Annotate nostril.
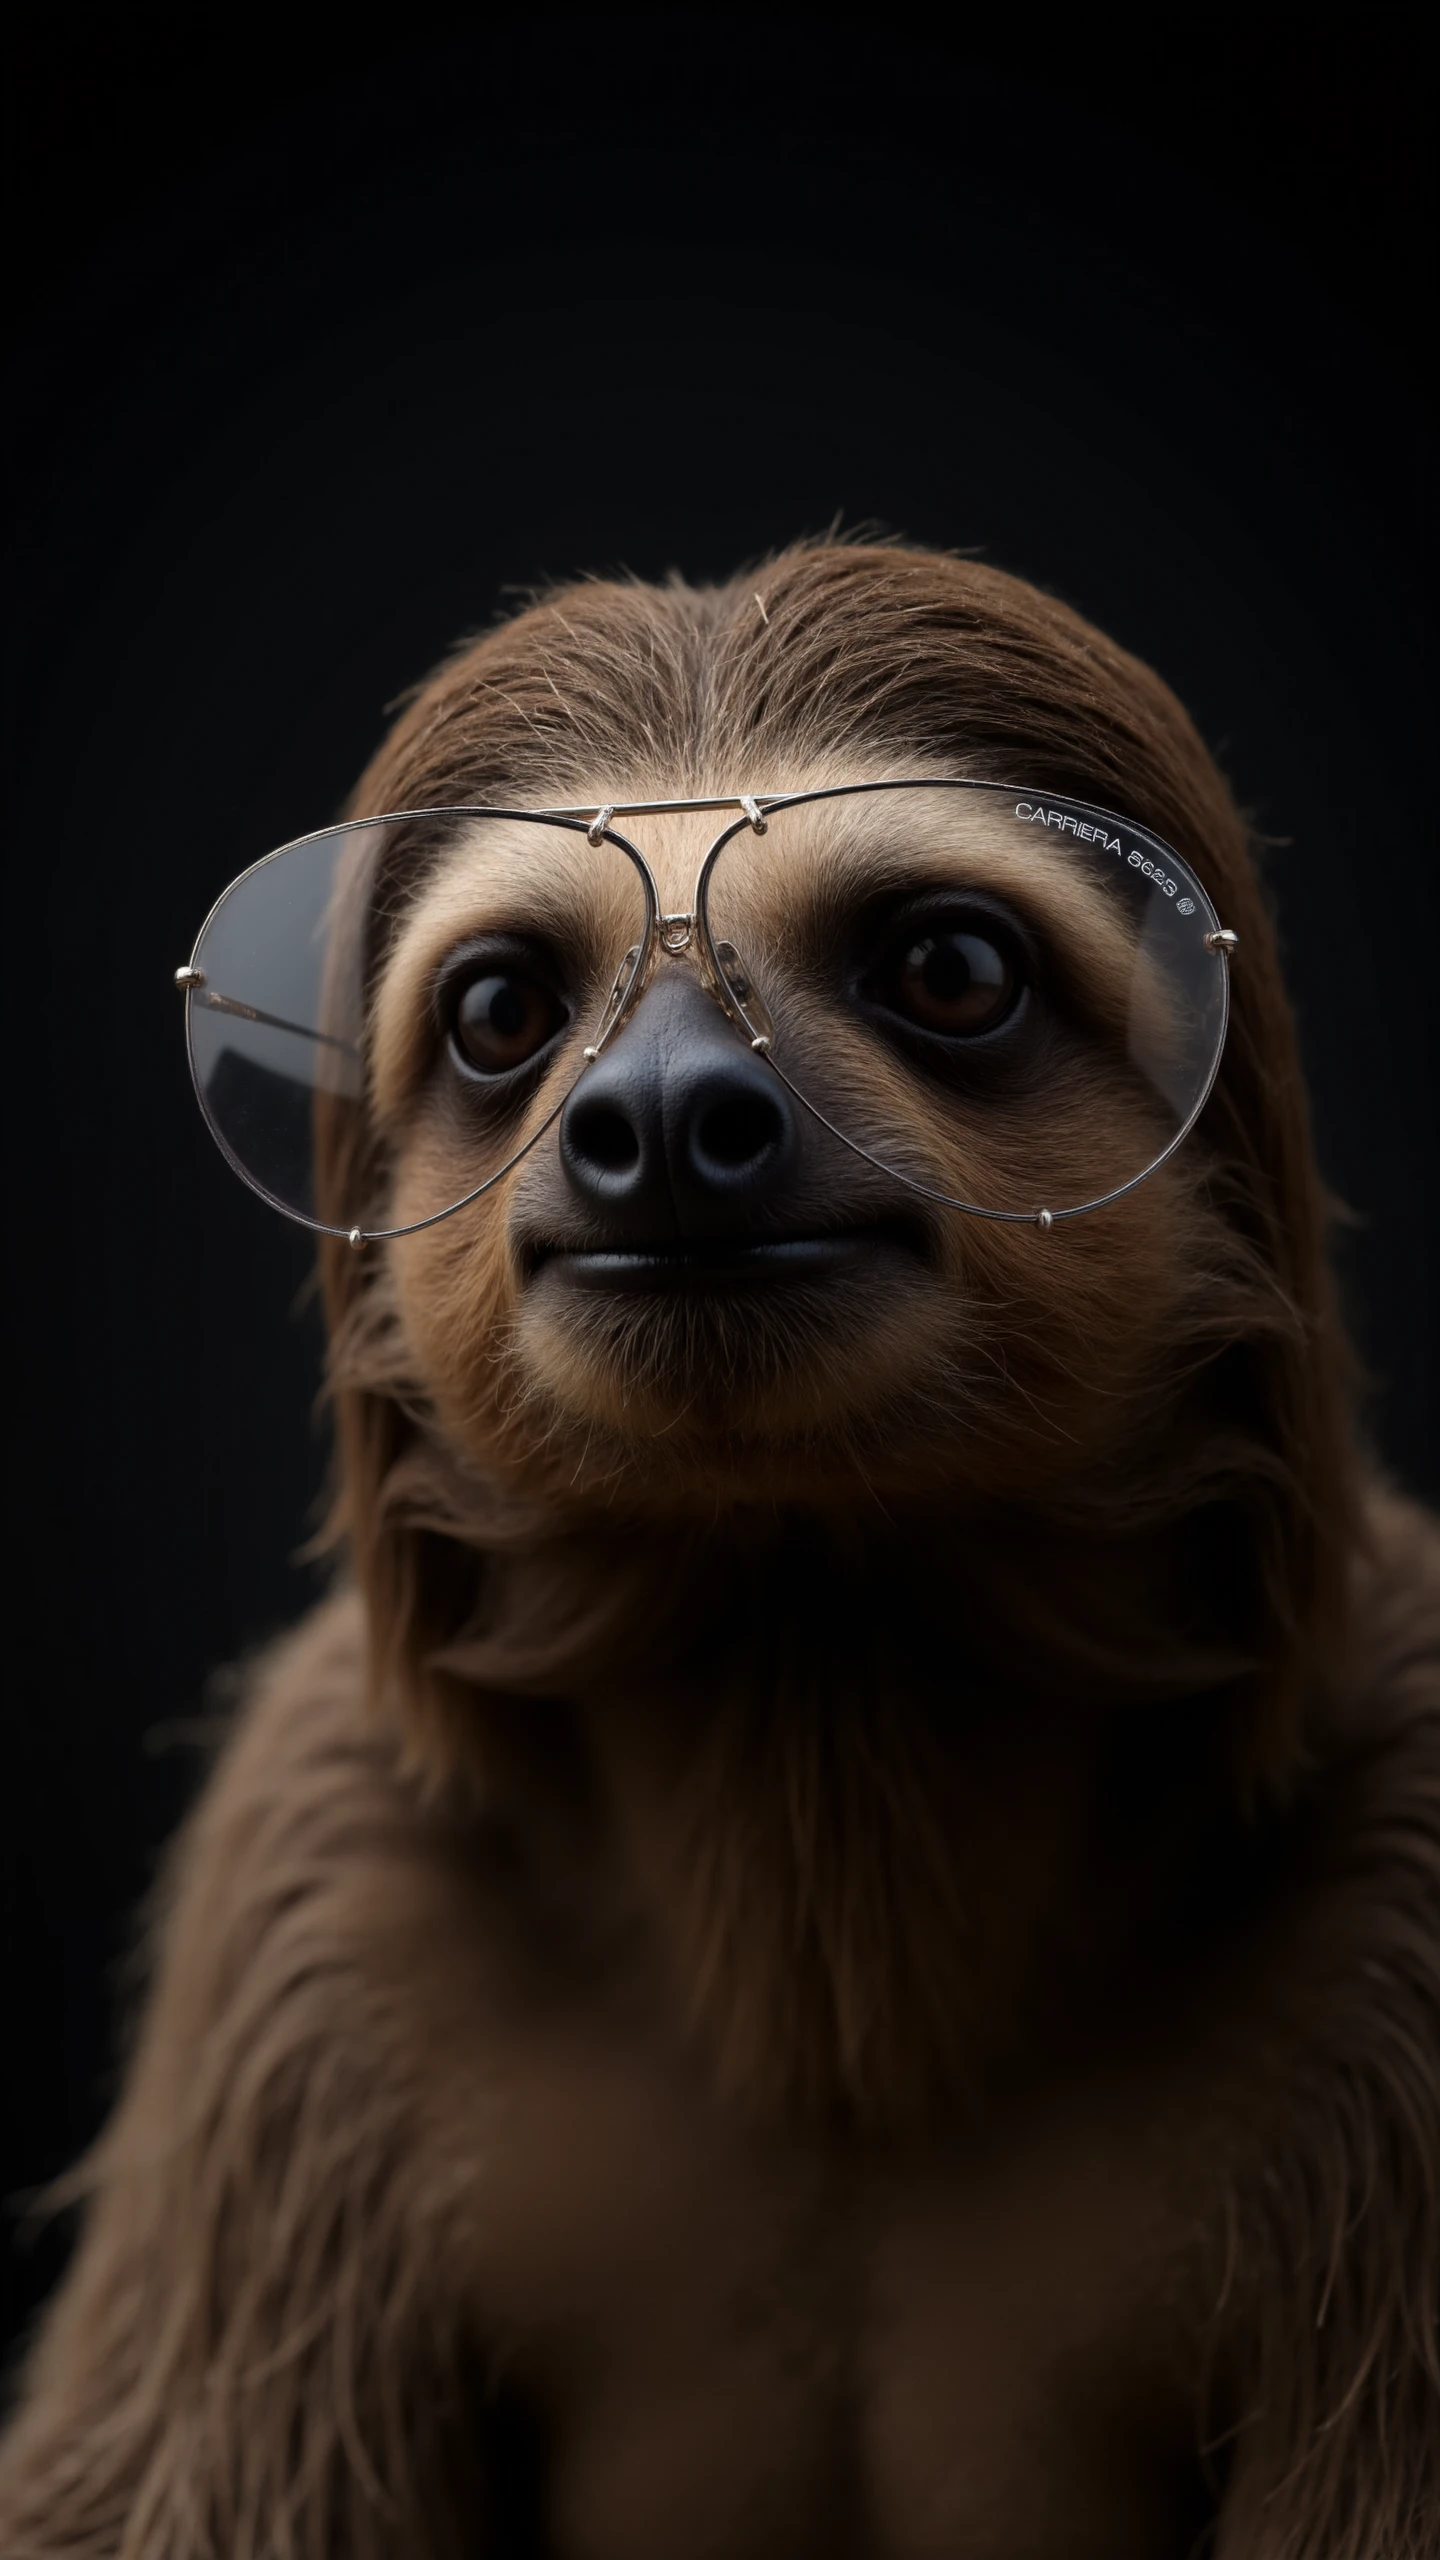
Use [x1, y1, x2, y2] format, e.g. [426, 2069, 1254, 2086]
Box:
[575, 1105, 641, 1173]
[695, 1092, 783, 1171]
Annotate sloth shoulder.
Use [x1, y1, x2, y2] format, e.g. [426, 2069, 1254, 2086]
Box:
[1279, 1487, 1440, 1983]
[1299, 1486, 1440, 1833]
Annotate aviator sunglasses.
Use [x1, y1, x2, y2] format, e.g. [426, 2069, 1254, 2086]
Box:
[175, 781, 1238, 1246]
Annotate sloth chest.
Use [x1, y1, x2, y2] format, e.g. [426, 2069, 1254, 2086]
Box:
[470, 2031, 1207, 2559]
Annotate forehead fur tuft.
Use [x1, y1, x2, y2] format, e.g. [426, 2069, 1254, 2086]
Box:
[352, 543, 1227, 870]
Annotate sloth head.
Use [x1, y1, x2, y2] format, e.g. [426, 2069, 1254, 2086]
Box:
[321, 543, 1358, 1789]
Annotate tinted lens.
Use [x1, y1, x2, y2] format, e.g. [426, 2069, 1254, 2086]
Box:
[185, 812, 649, 1236]
[702, 784, 1228, 1218]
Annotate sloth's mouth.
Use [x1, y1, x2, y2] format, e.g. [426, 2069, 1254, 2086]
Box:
[525, 1220, 927, 1293]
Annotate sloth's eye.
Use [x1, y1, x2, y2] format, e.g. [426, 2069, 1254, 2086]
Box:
[450, 967, 566, 1075]
[883, 928, 1019, 1037]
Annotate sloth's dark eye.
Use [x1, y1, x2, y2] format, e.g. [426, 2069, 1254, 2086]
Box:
[884, 929, 1019, 1037]
[451, 968, 566, 1075]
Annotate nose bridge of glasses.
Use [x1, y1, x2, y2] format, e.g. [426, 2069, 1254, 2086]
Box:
[658, 908, 696, 954]
[667, 814, 777, 1047]
[599, 808, 733, 1007]
[590, 928, 773, 1060]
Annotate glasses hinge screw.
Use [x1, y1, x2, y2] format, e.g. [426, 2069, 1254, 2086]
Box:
[1035, 1207, 1054, 1232]
[586, 805, 615, 847]
[583, 1045, 599, 1061]
[174, 965, 205, 990]
[750, 1033, 770, 1052]
[347, 1228, 365, 1252]
[740, 795, 768, 834]
[1204, 927, 1239, 954]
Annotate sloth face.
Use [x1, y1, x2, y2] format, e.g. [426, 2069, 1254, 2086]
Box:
[370, 786, 1198, 1512]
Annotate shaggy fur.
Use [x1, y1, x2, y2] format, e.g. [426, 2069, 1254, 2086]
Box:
[2, 542, 1437, 2556]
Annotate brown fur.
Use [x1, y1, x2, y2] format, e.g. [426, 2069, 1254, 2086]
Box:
[2, 542, 1437, 2555]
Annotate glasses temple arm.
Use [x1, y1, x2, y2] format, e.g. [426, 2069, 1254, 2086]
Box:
[191, 987, 361, 1060]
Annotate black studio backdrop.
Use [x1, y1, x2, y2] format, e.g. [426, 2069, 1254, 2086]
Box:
[3, 7, 1434, 2351]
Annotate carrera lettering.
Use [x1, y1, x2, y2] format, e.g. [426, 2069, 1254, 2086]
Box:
[1015, 802, 1123, 856]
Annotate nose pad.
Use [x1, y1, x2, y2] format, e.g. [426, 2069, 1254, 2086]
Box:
[559, 966, 796, 1239]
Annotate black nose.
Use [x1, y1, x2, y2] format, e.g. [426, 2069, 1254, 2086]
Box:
[559, 966, 796, 1239]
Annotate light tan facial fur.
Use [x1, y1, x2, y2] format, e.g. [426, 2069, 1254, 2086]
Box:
[371, 788, 1188, 1515]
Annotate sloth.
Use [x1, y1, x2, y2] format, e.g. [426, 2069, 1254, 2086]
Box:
[2, 542, 1438, 2558]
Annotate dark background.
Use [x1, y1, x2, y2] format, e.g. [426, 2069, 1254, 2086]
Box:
[3, 4, 1434, 2359]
